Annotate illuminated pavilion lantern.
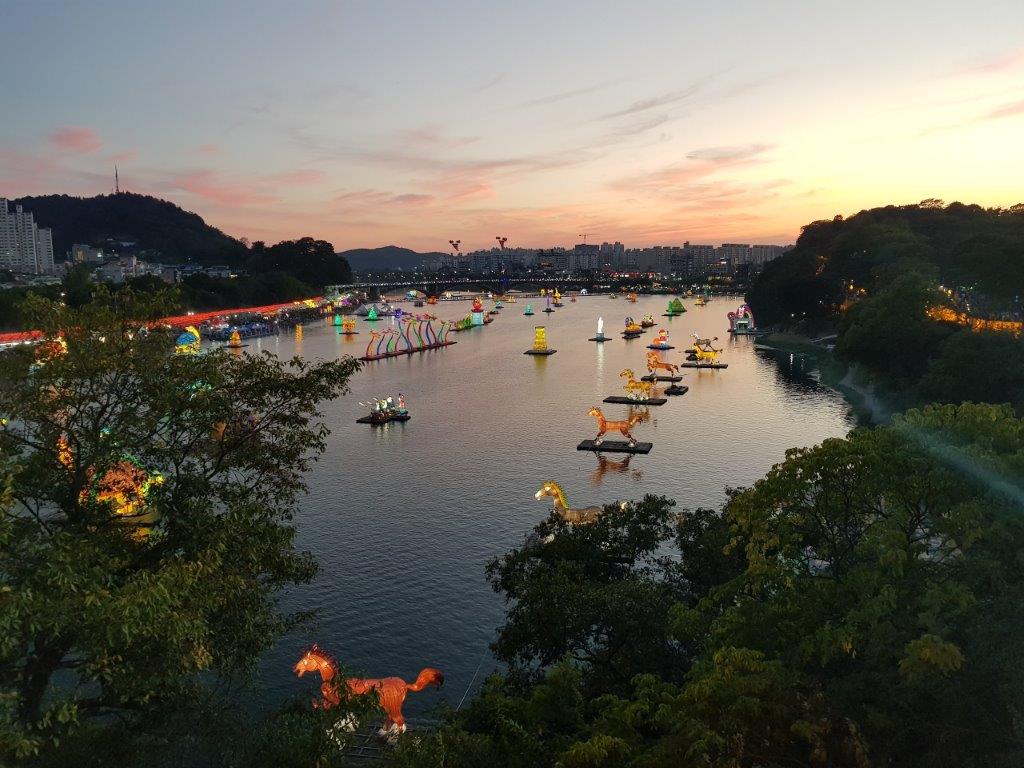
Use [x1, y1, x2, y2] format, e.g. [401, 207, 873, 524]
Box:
[524, 303, 534, 316]
[471, 297, 485, 326]
[589, 316, 609, 342]
[524, 325, 556, 355]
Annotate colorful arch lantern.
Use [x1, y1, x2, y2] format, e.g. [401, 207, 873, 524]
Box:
[524, 303, 534, 316]
[727, 303, 757, 334]
[294, 645, 444, 738]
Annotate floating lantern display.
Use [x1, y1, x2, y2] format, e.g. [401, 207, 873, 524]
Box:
[228, 330, 242, 349]
[640, 314, 655, 328]
[682, 334, 728, 369]
[367, 306, 379, 321]
[175, 326, 201, 355]
[524, 325, 556, 355]
[727, 303, 758, 334]
[535, 480, 616, 525]
[622, 317, 642, 337]
[577, 407, 652, 454]
[663, 298, 685, 317]
[293, 645, 443, 738]
[647, 328, 674, 350]
[524, 303, 534, 316]
[340, 316, 358, 335]
[333, 314, 342, 327]
[589, 316, 609, 342]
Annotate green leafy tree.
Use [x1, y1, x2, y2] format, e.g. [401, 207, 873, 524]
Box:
[837, 271, 953, 386]
[485, 496, 687, 691]
[247, 238, 352, 287]
[0, 289, 359, 762]
[919, 328, 1024, 407]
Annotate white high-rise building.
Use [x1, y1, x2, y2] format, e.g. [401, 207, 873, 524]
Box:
[0, 199, 55, 274]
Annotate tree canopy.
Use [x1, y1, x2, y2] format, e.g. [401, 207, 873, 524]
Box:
[0, 290, 359, 763]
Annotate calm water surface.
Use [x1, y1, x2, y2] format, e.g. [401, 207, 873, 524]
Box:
[231, 295, 853, 717]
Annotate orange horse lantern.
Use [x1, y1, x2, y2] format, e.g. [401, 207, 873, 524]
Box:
[294, 645, 444, 737]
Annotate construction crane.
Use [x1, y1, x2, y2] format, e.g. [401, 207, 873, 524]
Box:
[578, 233, 598, 244]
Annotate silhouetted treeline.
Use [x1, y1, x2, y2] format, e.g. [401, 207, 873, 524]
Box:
[747, 200, 1024, 410]
[748, 199, 1024, 326]
[13, 193, 248, 265]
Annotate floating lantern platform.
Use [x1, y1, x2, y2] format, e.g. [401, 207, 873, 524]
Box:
[356, 412, 411, 425]
[603, 396, 667, 406]
[664, 385, 689, 396]
[576, 440, 652, 455]
[641, 374, 682, 382]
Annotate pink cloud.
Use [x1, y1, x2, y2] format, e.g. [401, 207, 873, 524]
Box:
[109, 150, 138, 163]
[168, 170, 278, 206]
[197, 143, 220, 154]
[331, 189, 435, 210]
[986, 99, 1024, 120]
[268, 169, 327, 186]
[961, 48, 1024, 76]
[50, 126, 103, 153]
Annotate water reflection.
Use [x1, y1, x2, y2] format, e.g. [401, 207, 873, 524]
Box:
[588, 452, 643, 485]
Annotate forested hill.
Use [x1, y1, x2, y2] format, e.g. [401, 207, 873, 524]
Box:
[338, 245, 446, 271]
[12, 193, 248, 265]
[748, 200, 1024, 326]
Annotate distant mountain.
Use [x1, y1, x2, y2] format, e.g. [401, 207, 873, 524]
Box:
[337, 245, 445, 272]
[12, 193, 248, 265]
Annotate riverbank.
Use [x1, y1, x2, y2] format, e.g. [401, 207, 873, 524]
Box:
[754, 332, 891, 424]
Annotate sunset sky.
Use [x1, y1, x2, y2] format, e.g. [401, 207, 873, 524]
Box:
[2, 0, 1023, 251]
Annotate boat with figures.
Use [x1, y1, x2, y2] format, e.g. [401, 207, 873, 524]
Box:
[640, 314, 655, 328]
[205, 321, 277, 341]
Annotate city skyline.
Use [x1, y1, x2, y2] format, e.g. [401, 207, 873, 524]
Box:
[2, 1, 1023, 251]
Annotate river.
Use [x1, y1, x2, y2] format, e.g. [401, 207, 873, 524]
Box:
[227, 294, 854, 718]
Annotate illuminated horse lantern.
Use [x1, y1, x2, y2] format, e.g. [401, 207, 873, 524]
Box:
[646, 350, 680, 376]
[536, 480, 626, 524]
[294, 645, 444, 738]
